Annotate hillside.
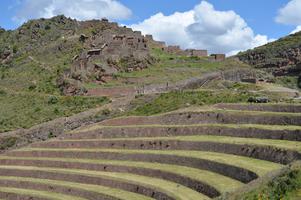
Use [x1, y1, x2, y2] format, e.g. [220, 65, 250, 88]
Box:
[237, 31, 301, 88]
[0, 15, 301, 200]
[0, 15, 261, 133]
[0, 15, 160, 132]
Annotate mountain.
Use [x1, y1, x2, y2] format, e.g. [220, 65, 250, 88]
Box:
[0, 15, 155, 95]
[237, 31, 301, 88]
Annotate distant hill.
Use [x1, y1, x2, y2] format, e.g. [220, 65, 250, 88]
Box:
[0, 15, 154, 95]
[237, 31, 301, 88]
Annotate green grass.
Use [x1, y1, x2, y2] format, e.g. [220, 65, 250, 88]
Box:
[72, 123, 301, 134]
[0, 91, 109, 133]
[61, 135, 301, 153]
[0, 186, 85, 200]
[0, 165, 210, 200]
[236, 162, 301, 200]
[0, 156, 242, 193]
[275, 76, 300, 90]
[91, 48, 250, 88]
[128, 90, 257, 116]
[19, 148, 283, 176]
[0, 176, 152, 200]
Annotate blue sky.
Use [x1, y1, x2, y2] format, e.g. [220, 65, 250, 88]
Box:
[1, 0, 301, 55]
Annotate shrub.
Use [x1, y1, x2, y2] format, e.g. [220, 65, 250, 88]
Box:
[0, 90, 6, 96]
[101, 109, 111, 116]
[47, 96, 59, 104]
[45, 25, 51, 30]
[0, 137, 17, 150]
[48, 132, 56, 138]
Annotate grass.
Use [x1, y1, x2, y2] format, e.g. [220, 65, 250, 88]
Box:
[60, 135, 301, 153]
[0, 165, 210, 200]
[0, 137, 17, 150]
[0, 186, 85, 200]
[128, 90, 256, 116]
[89, 48, 250, 88]
[18, 148, 283, 176]
[71, 123, 301, 134]
[237, 162, 301, 200]
[0, 91, 109, 133]
[275, 76, 300, 90]
[0, 176, 152, 200]
[0, 156, 242, 193]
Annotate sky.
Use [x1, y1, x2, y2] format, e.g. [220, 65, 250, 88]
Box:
[1, 0, 301, 55]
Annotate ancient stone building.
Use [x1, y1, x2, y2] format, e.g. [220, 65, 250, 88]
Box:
[67, 19, 155, 88]
[163, 45, 182, 54]
[211, 54, 226, 61]
[185, 49, 208, 57]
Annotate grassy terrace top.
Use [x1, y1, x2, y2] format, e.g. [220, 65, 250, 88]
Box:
[71, 123, 301, 134]
[0, 186, 86, 200]
[0, 165, 210, 200]
[0, 176, 153, 200]
[18, 148, 283, 176]
[0, 156, 242, 192]
[58, 135, 301, 153]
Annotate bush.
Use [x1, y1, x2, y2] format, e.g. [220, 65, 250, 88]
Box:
[101, 109, 111, 116]
[0, 90, 6, 96]
[47, 96, 59, 104]
[0, 137, 17, 150]
[45, 25, 51, 30]
[48, 132, 56, 138]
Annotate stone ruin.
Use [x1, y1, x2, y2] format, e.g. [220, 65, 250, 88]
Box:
[210, 54, 226, 61]
[60, 19, 156, 95]
[156, 43, 224, 60]
[185, 49, 208, 57]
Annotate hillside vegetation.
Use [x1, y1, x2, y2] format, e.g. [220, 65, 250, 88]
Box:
[237, 31, 301, 89]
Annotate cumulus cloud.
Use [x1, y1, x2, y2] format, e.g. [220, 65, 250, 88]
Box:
[14, 0, 132, 23]
[276, 0, 301, 34]
[291, 25, 301, 34]
[130, 1, 270, 56]
[276, 0, 301, 25]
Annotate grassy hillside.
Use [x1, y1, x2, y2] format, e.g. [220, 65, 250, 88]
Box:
[0, 88, 108, 133]
[0, 16, 109, 132]
[237, 31, 301, 89]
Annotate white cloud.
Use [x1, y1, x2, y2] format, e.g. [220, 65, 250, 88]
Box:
[130, 1, 270, 56]
[276, 0, 301, 25]
[14, 0, 132, 24]
[291, 25, 301, 34]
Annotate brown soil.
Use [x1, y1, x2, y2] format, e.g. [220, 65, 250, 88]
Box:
[87, 87, 136, 98]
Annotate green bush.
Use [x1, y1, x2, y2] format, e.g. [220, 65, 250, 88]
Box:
[0, 137, 17, 150]
[47, 96, 58, 104]
[241, 168, 301, 200]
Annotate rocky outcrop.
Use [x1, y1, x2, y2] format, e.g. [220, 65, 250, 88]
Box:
[237, 31, 301, 81]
